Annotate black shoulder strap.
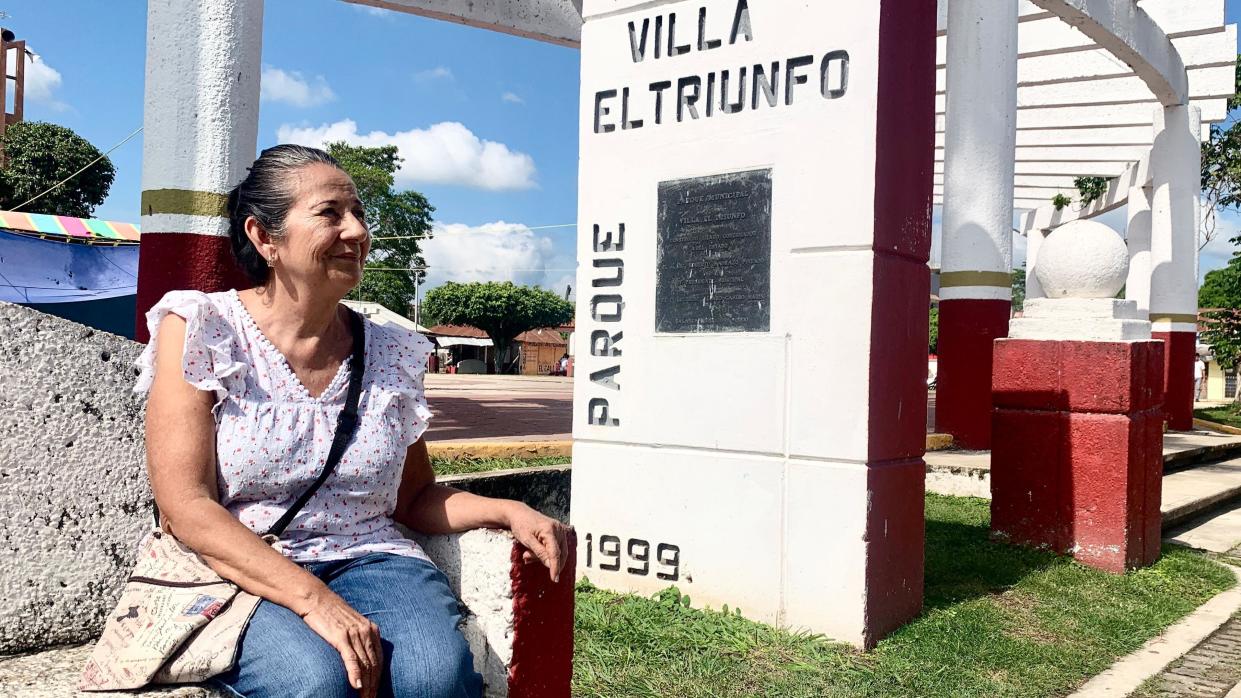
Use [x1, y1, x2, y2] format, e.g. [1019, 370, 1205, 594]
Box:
[265, 309, 366, 538]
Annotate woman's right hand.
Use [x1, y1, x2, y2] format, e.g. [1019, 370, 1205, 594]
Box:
[297, 587, 383, 698]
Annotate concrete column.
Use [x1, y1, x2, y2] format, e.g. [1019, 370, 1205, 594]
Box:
[135, 0, 264, 341]
[1150, 106, 1201, 430]
[1025, 229, 1046, 301]
[1125, 185, 1153, 318]
[571, 0, 937, 648]
[936, 0, 1019, 449]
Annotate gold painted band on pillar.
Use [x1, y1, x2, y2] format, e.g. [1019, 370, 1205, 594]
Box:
[1150, 313, 1199, 324]
[140, 189, 230, 218]
[938, 271, 1012, 289]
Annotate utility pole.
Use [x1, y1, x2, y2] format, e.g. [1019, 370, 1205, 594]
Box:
[0, 22, 27, 141]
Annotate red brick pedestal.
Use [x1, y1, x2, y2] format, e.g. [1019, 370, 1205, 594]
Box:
[991, 339, 1164, 573]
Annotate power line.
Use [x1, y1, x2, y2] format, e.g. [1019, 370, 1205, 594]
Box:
[11, 125, 143, 212]
[365, 266, 577, 273]
[371, 223, 577, 242]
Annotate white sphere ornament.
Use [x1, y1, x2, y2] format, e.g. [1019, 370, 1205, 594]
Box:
[1034, 220, 1129, 299]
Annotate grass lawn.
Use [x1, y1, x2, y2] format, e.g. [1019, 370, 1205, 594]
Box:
[1195, 406, 1241, 429]
[573, 494, 1236, 698]
[430, 455, 570, 477]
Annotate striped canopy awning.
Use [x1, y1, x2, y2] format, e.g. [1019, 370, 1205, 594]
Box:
[0, 209, 140, 245]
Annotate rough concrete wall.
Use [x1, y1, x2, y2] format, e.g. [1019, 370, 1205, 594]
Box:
[442, 466, 571, 523]
[0, 303, 150, 654]
[408, 528, 517, 698]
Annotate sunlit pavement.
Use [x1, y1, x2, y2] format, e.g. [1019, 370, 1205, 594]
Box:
[426, 375, 940, 443]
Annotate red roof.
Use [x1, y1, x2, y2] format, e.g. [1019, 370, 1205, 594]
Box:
[427, 324, 568, 346]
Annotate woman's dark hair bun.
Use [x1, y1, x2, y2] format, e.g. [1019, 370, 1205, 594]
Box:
[227, 144, 343, 285]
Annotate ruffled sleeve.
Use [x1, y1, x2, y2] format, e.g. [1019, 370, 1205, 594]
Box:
[134, 290, 247, 411]
[367, 321, 435, 447]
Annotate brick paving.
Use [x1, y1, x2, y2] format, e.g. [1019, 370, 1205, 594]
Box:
[424, 374, 572, 442]
[1143, 617, 1241, 697]
[426, 376, 939, 442]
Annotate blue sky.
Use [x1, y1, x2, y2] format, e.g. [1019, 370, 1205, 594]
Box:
[10, 0, 582, 295]
[8, 0, 1241, 294]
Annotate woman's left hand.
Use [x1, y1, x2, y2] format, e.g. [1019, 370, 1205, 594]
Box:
[506, 503, 574, 583]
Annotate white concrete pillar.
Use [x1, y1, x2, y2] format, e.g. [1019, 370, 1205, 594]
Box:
[136, 0, 264, 341]
[1025, 229, 1046, 301]
[571, 0, 937, 649]
[935, 0, 1019, 449]
[1150, 105, 1201, 430]
[1125, 185, 1153, 318]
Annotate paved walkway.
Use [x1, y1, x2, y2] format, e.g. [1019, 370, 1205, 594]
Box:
[425, 374, 572, 443]
[428, 377, 939, 443]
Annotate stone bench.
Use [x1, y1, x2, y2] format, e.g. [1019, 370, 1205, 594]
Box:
[0, 303, 574, 697]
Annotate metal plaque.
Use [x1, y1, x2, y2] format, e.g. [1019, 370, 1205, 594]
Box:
[656, 168, 772, 333]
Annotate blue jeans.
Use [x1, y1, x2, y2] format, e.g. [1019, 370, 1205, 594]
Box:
[209, 553, 483, 698]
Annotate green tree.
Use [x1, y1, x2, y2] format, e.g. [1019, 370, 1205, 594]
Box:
[1200, 250, 1241, 374]
[1011, 267, 1026, 313]
[1199, 55, 1241, 250]
[422, 281, 575, 374]
[328, 142, 434, 317]
[929, 306, 938, 354]
[0, 121, 115, 217]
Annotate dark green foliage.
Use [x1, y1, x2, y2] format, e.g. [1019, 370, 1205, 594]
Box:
[329, 142, 434, 317]
[1012, 267, 1026, 313]
[0, 121, 115, 217]
[422, 281, 574, 373]
[1051, 193, 1071, 211]
[1074, 177, 1108, 206]
[929, 306, 939, 354]
[1198, 235, 1241, 371]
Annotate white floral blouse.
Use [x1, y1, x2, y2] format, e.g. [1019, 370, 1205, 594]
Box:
[136, 289, 435, 564]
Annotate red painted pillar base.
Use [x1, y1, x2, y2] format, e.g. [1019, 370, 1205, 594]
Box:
[936, 298, 1011, 449]
[134, 233, 251, 342]
[1153, 330, 1196, 431]
[508, 536, 576, 698]
[991, 340, 1164, 573]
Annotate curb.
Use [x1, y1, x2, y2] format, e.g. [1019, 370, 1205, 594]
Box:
[1068, 564, 1241, 697]
[1195, 418, 1241, 436]
[1164, 440, 1241, 473]
[428, 440, 573, 460]
[1163, 481, 1241, 530]
[430, 437, 952, 459]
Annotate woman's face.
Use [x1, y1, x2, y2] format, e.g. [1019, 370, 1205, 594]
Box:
[266, 163, 370, 295]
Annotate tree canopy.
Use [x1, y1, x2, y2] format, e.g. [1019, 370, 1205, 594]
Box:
[1200, 252, 1241, 372]
[0, 121, 115, 217]
[1200, 54, 1241, 250]
[329, 142, 434, 317]
[422, 281, 575, 374]
[1197, 56, 1241, 373]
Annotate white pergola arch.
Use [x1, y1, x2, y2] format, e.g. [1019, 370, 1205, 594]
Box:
[342, 0, 1234, 222]
[928, 0, 1235, 219]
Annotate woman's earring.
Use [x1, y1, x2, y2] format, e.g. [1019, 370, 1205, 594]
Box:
[267, 254, 277, 267]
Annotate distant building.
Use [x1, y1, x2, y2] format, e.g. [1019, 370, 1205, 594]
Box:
[0, 210, 141, 338]
[426, 324, 571, 376]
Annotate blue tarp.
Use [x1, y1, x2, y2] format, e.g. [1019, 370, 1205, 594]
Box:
[0, 228, 138, 304]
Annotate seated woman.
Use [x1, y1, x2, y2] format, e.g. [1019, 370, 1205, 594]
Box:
[139, 144, 571, 698]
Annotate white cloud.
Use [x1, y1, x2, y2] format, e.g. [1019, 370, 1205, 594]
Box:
[277, 119, 537, 190]
[24, 54, 66, 110]
[420, 221, 567, 291]
[501, 91, 525, 105]
[261, 66, 335, 108]
[414, 66, 454, 83]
